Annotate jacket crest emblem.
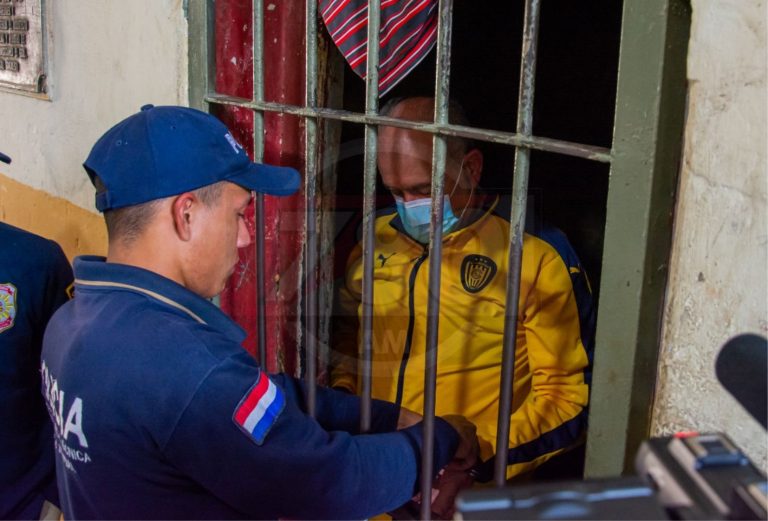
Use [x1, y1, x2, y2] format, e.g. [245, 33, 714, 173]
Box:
[460, 255, 497, 293]
[0, 283, 18, 333]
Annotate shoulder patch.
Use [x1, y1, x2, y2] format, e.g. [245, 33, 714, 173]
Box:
[0, 283, 17, 333]
[233, 373, 285, 445]
[460, 255, 497, 293]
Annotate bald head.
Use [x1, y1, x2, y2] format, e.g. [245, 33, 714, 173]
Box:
[379, 97, 472, 161]
[384, 96, 434, 121]
[377, 97, 483, 208]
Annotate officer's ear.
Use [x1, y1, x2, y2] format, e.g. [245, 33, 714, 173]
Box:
[171, 192, 197, 241]
[463, 148, 483, 188]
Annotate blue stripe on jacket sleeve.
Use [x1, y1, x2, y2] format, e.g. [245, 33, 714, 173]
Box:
[472, 410, 588, 482]
[504, 409, 587, 466]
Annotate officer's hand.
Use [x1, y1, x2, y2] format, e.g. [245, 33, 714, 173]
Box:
[440, 414, 479, 471]
[397, 406, 422, 430]
[428, 415, 478, 519]
[430, 467, 474, 520]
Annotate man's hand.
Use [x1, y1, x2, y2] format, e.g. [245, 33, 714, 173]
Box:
[395, 415, 478, 519]
[440, 414, 479, 471]
[397, 406, 423, 430]
[430, 467, 474, 519]
[430, 415, 479, 519]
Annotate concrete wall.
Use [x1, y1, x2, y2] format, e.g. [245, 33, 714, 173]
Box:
[0, 0, 188, 259]
[654, 0, 767, 471]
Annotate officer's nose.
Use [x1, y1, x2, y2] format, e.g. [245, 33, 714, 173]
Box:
[237, 217, 252, 249]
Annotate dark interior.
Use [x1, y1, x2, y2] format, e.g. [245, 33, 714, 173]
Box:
[330, 0, 623, 305]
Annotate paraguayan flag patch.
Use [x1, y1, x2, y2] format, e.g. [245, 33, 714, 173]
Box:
[233, 373, 285, 445]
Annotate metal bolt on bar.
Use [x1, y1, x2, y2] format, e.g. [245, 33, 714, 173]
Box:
[359, 0, 381, 433]
[494, 0, 542, 488]
[303, 0, 319, 417]
[252, 0, 268, 370]
[420, 0, 454, 518]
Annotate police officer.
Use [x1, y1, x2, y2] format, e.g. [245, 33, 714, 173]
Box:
[40, 105, 478, 520]
[1, 152, 73, 520]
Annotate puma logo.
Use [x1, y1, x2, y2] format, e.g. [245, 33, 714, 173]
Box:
[378, 253, 396, 267]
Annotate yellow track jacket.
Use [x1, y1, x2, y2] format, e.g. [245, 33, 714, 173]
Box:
[332, 196, 596, 480]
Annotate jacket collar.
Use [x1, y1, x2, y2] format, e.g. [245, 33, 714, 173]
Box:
[72, 256, 246, 343]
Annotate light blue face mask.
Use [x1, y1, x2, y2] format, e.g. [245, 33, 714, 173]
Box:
[394, 164, 473, 244]
[394, 195, 459, 244]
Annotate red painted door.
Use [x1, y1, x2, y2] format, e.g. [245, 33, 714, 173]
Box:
[214, 0, 308, 375]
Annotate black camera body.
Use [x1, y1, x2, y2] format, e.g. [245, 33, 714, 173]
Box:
[636, 432, 766, 520]
[455, 432, 767, 520]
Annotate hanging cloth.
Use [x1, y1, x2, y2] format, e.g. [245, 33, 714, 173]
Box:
[319, 0, 438, 95]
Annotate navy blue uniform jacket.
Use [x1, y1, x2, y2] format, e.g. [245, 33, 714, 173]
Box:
[41, 256, 459, 520]
[0, 223, 72, 519]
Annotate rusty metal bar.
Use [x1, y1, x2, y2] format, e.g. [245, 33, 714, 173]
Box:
[494, 0, 541, 487]
[206, 94, 612, 163]
[252, 0, 268, 369]
[303, 0, 320, 417]
[359, 0, 381, 433]
[420, 1, 454, 518]
[187, 0, 214, 112]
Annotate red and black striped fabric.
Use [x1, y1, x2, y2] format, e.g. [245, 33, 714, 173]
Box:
[320, 0, 438, 95]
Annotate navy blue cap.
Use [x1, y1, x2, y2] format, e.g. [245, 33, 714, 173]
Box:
[0, 152, 10, 164]
[84, 104, 301, 212]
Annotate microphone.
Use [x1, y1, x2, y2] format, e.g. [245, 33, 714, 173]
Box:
[715, 333, 767, 430]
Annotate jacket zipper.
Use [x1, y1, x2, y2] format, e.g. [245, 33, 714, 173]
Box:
[394, 248, 429, 407]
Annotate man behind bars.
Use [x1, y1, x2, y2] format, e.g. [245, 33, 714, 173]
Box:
[332, 96, 596, 484]
[40, 104, 478, 520]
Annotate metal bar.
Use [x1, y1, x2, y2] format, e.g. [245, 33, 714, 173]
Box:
[186, 0, 214, 111]
[420, 1, 454, 518]
[359, 0, 381, 433]
[585, 0, 690, 478]
[252, 0, 268, 370]
[494, 0, 541, 487]
[252, 0, 265, 163]
[206, 94, 612, 163]
[188, 0, 217, 308]
[303, 0, 319, 417]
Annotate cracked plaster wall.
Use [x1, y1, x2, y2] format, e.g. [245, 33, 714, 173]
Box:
[0, 0, 188, 211]
[654, 0, 767, 471]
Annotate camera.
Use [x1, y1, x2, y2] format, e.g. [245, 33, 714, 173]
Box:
[455, 432, 766, 520]
[456, 334, 768, 520]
